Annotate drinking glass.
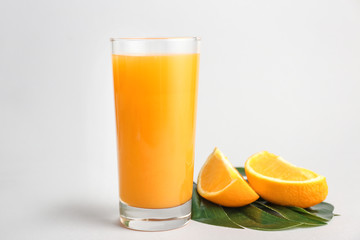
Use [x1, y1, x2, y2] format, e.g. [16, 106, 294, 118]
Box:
[111, 37, 200, 231]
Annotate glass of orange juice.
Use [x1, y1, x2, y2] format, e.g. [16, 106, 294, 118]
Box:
[111, 37, 200, 231]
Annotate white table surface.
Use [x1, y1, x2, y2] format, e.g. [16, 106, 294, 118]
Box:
[1, 152, 360, 240]
[1, 0, 360, 239]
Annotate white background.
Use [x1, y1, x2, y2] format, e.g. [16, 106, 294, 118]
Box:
[1, 0, 360, 239]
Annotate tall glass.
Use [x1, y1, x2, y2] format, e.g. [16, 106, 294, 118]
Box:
[111, 37, 200, 231]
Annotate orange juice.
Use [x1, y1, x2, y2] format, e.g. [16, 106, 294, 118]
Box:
[112, 53, 199, 209]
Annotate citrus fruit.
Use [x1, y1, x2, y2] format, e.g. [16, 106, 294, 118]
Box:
[245, 151, 328, 208]
[197, 148, 259, 207]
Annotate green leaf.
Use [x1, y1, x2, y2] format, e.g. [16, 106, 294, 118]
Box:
[256, 202, 327, 226]
[223, 204, 302, 230]
[290, 202, 335, 221]
[235, 167, 246, 177]
[191, 167, 336, 231]
[191, 183, 243, 228]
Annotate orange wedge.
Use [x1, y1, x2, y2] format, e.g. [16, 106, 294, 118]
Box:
[197, 148, 259, 207]
[245, 151, 328, 208]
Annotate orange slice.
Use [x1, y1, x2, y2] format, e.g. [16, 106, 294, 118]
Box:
[197, 148, 259, 207]
[245, 151, 328, 208]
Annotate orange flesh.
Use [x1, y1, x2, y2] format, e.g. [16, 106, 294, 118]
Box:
[245, 151, 327, 208]
[249, 152, 318, 181]
[112, 54, 199, 209]
[197, 148, 260, 207]
[199, 155, 233, 192]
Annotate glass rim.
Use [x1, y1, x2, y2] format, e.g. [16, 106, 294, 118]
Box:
[110, 36, 201, 42]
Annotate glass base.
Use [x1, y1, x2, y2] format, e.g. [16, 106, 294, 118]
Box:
[119, 199, 191, 231]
